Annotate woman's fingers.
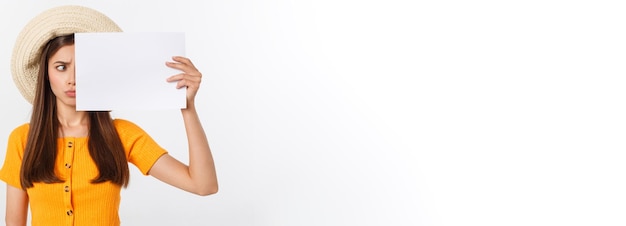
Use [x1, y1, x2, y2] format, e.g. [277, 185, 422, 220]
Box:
[166, 57, 201, 78]
[165, 56, 203, 102]
[166, 56, 198, 72]
[167, 73, 202, 89]
[166, 73, 185, 83]
[173, 56, 195, 67]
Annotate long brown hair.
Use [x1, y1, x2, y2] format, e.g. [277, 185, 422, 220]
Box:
[20, 34, 129, 189]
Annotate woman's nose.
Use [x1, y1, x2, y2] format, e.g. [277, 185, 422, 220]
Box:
[68, 68, 75, 85]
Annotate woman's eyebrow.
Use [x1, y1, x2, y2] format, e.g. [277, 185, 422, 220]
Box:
[52, 60, 71, 64]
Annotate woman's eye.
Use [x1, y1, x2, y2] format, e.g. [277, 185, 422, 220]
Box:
[56, 65, 66, 71]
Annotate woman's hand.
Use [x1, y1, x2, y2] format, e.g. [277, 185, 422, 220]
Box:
[166, 56, 202, 106]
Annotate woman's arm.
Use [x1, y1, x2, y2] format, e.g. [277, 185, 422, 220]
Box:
[148, 56, 218, 196]
[6, 184, 28, 226]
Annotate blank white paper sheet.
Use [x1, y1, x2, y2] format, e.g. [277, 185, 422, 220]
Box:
[75, 32, 186, 111]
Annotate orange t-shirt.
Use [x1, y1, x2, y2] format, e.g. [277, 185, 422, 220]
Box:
[0, 119, 167, 226]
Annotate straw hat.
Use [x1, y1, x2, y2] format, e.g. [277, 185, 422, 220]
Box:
[11, 5, 122, 104]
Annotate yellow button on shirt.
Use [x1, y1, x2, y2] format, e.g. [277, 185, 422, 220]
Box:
[0, 119, 167, 226]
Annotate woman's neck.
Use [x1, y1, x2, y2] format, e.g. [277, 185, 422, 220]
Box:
[56, 102, 89, 137]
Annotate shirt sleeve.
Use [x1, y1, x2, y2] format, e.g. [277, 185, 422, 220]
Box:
[0, 124, 30, 189]
[114, 119, 168, 175]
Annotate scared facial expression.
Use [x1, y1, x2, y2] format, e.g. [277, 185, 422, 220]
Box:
[47, 44, 76, 107]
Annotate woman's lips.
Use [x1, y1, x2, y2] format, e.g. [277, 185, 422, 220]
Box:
[66, 91, 76, 97]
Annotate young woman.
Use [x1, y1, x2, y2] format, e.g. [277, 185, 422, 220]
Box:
[0, 6, 217, 226]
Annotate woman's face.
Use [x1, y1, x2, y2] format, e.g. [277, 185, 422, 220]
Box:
[47, 44, 76, 107]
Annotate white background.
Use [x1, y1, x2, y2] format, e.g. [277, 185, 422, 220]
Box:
[1, 1, 625, 225]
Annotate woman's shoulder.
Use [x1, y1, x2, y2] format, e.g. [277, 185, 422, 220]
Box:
[7, 123, 30, 143]
[112, 118, 147, 135]
[113, 118, 136, 128]
[10, 123, 30, 136]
